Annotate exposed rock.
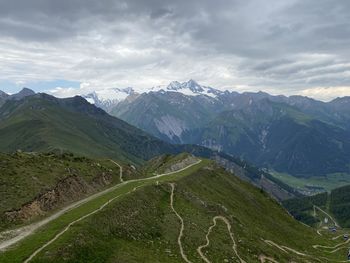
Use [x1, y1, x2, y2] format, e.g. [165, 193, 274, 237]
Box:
[163, 155, 198, 173]
[154, 114, 188, 141]
[5, 173, 113, 223]
[213, 155, 295, 201]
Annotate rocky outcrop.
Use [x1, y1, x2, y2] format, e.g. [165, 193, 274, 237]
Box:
[154, 115, 188, 142]
[163, 155, 198, 173]
[213, 155, 295, 201]
[5, 173, 113, 223]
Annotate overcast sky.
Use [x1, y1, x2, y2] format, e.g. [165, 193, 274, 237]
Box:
[0, 0, 350, 101]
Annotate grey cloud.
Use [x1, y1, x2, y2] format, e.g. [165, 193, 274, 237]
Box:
[0, 0, 350, 99]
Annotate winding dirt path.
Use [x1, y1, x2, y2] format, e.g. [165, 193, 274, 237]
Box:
[22, 160, 201, 262]
[313, 238, 350, 252]
[109, 159, 123, 182]
[264, 240, 308, 257]
[263, 239, 349, 263]
[1, 159, 202, 261]
[314, 206, 339, 227]
[332, 234, 348, 240]
[259, 255, 279, 263]
[0, 160, 124, 252]
[197, 216, 246, 263]
[169, 183, 193, 263]
[24, 183, 144, 263]
[24, 187, 131, 263]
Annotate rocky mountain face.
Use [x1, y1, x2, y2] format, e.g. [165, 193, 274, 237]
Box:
[110, 80, 350, 177]
[0, 90, 9, 107]
[0, 88, 35, 107]
[82, 87, 137, 112]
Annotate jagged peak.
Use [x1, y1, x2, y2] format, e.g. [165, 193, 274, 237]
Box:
[0, 90, 9, 98]
[8, 87, 36, 100]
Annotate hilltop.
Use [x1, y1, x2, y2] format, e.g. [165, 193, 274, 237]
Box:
[0, 156, 346, 262]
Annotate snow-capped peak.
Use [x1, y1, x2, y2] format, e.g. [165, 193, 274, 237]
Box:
[167, 81, 182, 91]
[163, 80, 223, 97]
[82, 87, 137, 112]
[182, 79, 204, 92]
[92, 87, 135, 101]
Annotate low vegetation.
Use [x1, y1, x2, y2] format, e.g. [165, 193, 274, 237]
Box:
[283, 184, 350, 228]
[0, 151, 124, 231]
[1, 159, 346, 262]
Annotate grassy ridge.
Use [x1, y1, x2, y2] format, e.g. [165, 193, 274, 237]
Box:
[6, 162, 346, 262]
[0, 159, 207, 263]
[0, 94, 177, 164]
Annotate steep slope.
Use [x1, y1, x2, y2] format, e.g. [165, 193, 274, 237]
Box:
[7, 88, 35, 101]
[110, 81, 350, 177]
[82, 87, 137, 112]
[183, 100, 350, 176]
[112, 91, 222, 143]
[2, 160, 345, 262]
[284, 184, 350, 228]
[0, 88, 35, 107]
[0, 93, 176, 164]
[0, 152, 127, 231]
[0, 90, 9, 107]
[0, 92, 297, 201]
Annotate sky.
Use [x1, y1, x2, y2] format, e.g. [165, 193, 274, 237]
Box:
[0, 0, 350, 101]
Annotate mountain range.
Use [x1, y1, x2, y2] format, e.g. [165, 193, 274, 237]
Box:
[0, 88, 296, 200]
[0, 85, 348, 263]
[2, 82, 349, 178]
[106, 80, 350, 177]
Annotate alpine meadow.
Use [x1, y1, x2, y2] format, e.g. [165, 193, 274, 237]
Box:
[1, 0, 350, 262]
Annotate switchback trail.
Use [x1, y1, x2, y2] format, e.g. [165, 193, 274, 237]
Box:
[263, 239, 327, 263]
[0, 159, 202, 257]
[22, 160, 201, 262]
[197, 216, 246, 263]
[169, 183, 193, 263]
[313, 238, 350, 253]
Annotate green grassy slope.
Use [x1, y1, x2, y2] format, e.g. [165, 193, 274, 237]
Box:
[2, 161, 347, 262]
[271, 170, 350, 194]
[0, 152, 126, 230]
[0, 158, 207, 263]
[0, 93, 299, 201]
[183, 100, 350, 177]
[0, 94, 177, 164]
[283, 184, 350, 228]
[329, 185, 350, 227]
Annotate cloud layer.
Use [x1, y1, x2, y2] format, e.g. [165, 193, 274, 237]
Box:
[0, 0, 349, 100]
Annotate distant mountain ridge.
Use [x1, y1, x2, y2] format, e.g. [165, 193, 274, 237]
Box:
[0, 90, 297, 200]
[2, 82, 350, 177]
[109, 80, 350, 177]
[0, 88, 35, 107]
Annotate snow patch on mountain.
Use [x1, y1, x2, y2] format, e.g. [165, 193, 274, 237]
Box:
[151, 79, 224, 98]
[81, 80, 228, 112]
[83, 87, 136, 112]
